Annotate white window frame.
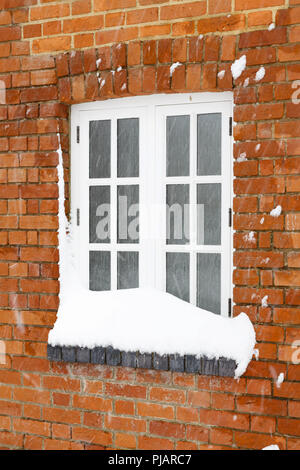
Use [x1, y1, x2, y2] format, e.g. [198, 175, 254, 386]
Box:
[71, 93, 233, 317]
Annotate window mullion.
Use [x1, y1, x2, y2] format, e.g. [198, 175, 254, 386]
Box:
[111, 118, 117, 290]
[154, 107, 166, 292]
[190, 112, 197, 306]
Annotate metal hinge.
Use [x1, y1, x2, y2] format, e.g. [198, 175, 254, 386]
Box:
[76, 208, 80, 226]
[228, 207, 232, 228]
[76, 125, 80, 143]
[228, 298, 232, 316]
[229, 117, 232, 136]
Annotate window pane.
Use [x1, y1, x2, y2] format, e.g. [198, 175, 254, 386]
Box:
[166, 252, 189, 302]
[117, 251, 139, 289]
[167, 115, 190, 177]
[197, 183, 221, 245]
[117, 118, 139, 178]
[197, 253, 221, 315]
[89, 186, 110, 244]
[89, 251, 111, 291]
[117, 185, 139, 244]
[89, 120, 111, 178]
[197, 113, 221, 176]
[166, 184, 189, 245]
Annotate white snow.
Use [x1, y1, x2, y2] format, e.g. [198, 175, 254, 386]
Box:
[218, 70, 225, 80]
[260, 217, 265, 225]
[56, 133, 69, 294]
[270, 205, 282, 217]
[261, 295, 268, 308]
[97, 71, 105, 88]
[49, 284, 256, 377]
[255, 66, 265, 82]
[253, 349, 259, 360]
[244, 231, 255, 242]
[268, 23, 275, 31]
[276, 372, 284, 388]
[169, 62, 181, 77]
[49, 135, 256, 379]
[96, 58, 102, 68]
[237, 152, 247, 162]
[243, 78, 249, 87]
[97, 74, 106, 88]
[255, 144, 261, 152]
[231, 55, 246, 80]
[262, 445, 279, 450]
[116, 66, 122, 72]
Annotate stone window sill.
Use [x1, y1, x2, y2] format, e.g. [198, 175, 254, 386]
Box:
[47, 345, 236, 377]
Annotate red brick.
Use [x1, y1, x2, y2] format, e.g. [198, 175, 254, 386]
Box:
[105, 383, 146, 399]
[138, 435, 174, 450]
[235, 431, 286, 450]
[149, 420, 185, 439]
[72, 427, 112, 446]
[198, 14, 245, 34]
[161, 2, 206, 20]
[239, 28, 287, 48]
[149, 387, 186, 404]
[105, 415, 146, 433]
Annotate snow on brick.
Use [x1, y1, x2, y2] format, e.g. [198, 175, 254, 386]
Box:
[231, 55, 246, 80]
[276, 372, 284, 388]
[270, 205, 282, 217]
[262, 295, 268, 308]
[237, 152, 247, 162]
[255, 66, 266, 82]
[170, 62, 181, 76]
[244, 231, 255, 243]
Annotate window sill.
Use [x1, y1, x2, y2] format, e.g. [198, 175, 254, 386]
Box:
[47, 345, 237, 378]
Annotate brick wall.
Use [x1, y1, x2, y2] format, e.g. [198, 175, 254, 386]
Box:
[0, 0, 299, 450]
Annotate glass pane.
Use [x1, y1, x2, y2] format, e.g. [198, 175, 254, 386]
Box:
[197, 183, 221, 245]
[117, 251, 139, 289]
[89, 120, 111, 178]
[117, 185, 139, 244]
[89, 251, 111, 291]
[166, 115, 190, 177]
[166, 252, 189, 302]
[89, 186, 110, 244]
[166, 184, 189, 245]
[197, 253, 221, 315]
[197, 113, 221, 176]
[117, 118, 139, 178]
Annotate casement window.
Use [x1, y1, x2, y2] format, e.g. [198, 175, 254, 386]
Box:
[71, 93, 233, 317]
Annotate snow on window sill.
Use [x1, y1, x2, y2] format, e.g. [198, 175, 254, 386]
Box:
[48, 287, 256, 379]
